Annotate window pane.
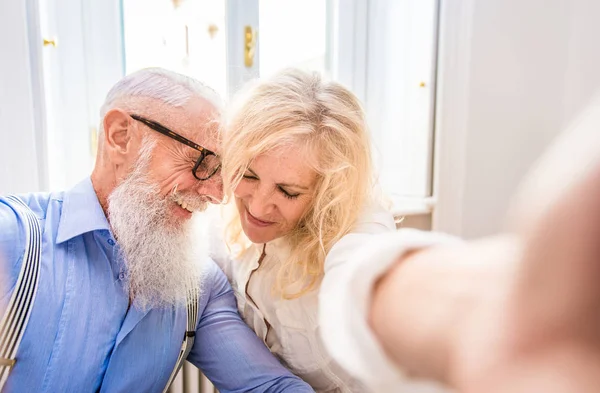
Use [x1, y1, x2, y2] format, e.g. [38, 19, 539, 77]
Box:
[366, 0, 438, 199]
[258, 0, 331, 77]
[122, 0, 227, 99]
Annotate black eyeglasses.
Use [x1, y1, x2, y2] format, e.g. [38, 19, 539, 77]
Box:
[130, 114, 221, 181]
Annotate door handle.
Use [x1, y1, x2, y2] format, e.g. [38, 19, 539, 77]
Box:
[244, 26, 257, 68]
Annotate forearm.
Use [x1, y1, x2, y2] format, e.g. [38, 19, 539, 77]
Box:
[368, 235, 519, 384]
[190, 262, 313, 392]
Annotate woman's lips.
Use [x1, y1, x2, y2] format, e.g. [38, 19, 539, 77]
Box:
[245, 209, 275, 227]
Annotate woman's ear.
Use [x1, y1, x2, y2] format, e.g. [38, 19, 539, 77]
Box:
[102, 109, 136, 165]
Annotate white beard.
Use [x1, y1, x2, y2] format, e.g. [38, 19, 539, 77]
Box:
[107, 151, 208, 310]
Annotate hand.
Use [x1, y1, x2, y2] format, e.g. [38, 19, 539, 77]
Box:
[452, 101, 600, 393]
[368, 100, 600, 392]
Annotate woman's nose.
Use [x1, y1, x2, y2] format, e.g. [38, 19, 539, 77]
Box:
[247, 188, 275, 218]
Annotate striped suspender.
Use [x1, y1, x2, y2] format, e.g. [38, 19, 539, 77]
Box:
[0, 196, 197, 392]
[0, 196, 42, 390]
[162, 288, 199, 393]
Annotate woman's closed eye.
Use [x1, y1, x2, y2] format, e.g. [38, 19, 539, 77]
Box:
[278, 186, 300, 199]
[242, 172, 258, 180]
[242, 169, 301, 199]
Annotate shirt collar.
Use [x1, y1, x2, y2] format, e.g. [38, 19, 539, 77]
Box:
[56, 177, 111, 244]
[263, 236, 292, 261]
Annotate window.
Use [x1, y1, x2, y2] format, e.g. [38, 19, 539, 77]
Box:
[258, 0, 332, 78]
[39, 0, 439, 217]
[122, 0, 334, 97]
[123, 0, 228, 99]
[365, 0, 439, 214]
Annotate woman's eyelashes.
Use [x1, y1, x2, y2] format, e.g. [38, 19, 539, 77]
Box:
[243, 172, 300, 200]
[278, 186, 300, 199]
[242, 173, 258, 180]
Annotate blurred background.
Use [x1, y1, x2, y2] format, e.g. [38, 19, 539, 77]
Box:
[1, 1, 600, 392]
[2, 0, 600, 246]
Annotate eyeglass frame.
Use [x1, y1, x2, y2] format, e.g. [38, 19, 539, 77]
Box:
[130, 114, 221, 181]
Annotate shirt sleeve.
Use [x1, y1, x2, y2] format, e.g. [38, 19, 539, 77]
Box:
[0, 198, 26, 302]
[187, 261, 314, 393]
[319, 229, 461, 392]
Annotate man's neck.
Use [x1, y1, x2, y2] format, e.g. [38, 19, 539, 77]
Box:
[90, 169, 115, 217]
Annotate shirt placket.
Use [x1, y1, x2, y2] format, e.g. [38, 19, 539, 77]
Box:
[242, 244, 271, 343]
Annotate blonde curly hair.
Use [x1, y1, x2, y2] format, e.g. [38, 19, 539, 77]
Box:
[222, 68, 375, 299]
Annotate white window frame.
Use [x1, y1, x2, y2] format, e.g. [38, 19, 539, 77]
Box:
[336, 0, 440, 216]
[332, 0, 369, 103]
[226, 0, 260, 97]
[33, 0, 441, 216]
[431, 0, 476, 234]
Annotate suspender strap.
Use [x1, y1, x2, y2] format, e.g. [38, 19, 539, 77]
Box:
[0, 196, 198, 392]
[162, 288, 199, 393]
[0, 196, 42, 390]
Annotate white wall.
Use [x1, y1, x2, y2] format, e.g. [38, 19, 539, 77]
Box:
[0, 1, 44, 194]
[562, 1, 600, 125]
[434, 0, 600, 238]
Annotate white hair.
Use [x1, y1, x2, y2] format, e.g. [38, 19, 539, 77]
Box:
[100, 67, 222, 119]
[108, 136, 208, 310]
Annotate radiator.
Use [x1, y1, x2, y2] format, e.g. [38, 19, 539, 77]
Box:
[167, 361, 218, 393]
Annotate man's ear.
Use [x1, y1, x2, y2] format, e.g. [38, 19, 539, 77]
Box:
[103, 108, 136, 165]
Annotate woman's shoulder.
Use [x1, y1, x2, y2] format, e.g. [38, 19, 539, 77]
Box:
[322, 202, 395, 272]
[352, 201, 396, 234]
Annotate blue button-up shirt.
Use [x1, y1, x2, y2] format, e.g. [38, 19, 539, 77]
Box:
[0, 178, 312, 392]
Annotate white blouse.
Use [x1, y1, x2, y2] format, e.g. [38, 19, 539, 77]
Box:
[319, 228, 459, 393]
[209, 204, 394, 392]
[209, 204, 456, 393]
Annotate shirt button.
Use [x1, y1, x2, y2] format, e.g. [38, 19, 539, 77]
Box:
[107, 239, 115, 246]
[118, 272, 126, 280]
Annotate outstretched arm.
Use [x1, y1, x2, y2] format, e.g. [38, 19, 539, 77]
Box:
[321, 98, 600, 393]
[369, 100, 600, 392]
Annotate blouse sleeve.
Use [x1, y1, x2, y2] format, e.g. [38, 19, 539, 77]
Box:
[320, 221, 460, 392]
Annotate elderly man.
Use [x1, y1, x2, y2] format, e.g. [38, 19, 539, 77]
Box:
[0, 68, 312, 392]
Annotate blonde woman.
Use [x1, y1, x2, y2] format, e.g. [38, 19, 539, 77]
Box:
[208, 69, 443, 392]
[207, 68, 600, 393]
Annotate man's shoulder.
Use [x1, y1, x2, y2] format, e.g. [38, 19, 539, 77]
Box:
[0, 198, 25, 272]
[0, 192, 64, 291]
[1, 191, 64, 221]
[0, 191, 64, 257]
[0, 192, 56, 258]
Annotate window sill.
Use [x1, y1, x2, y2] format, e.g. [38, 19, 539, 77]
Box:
[389, 195, 435, 217]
